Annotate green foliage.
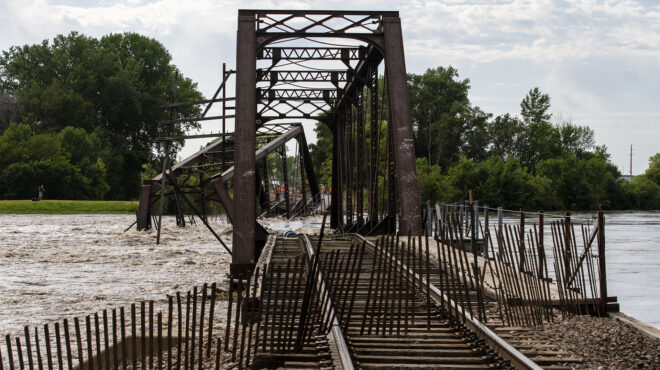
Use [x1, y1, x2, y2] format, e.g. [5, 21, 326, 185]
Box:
[487, 113, 522, 161]
[0, 200, 138, 214]
[536, 154, 617, 210]
[416, 158, 451, 202]
[0, 123, 110, 199]
[0, 31, 203, 199]
[319, 159, 333, 187]
[644, 153, 660, 185]
[417, 156, 556, 210]
[520, 87, 551, 125]
[309, 118, 333, 171]
[406, 71, 656, 210]
[408, 66, 472, 169]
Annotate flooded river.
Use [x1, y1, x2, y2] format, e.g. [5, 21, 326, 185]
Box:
[0, 212, 657, 335]
[601, 211, 660, 329]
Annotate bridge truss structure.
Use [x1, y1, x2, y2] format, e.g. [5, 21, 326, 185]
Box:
[138, 10, 423, 277]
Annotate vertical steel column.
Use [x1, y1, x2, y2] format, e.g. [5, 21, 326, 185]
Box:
[297, 134, 320, 199]
[331, 114, 341, 228]
[369, 63, 379, 225]
[232, 10, 257, 276]
[386, 111, 396, 232]
[299, 141, 307, 209]
[199, 172, 207, 222]
[356, 88, 364, 226]
[222, 63, 227, 171]
[282, 147, 290, 218]
[383, 15, 422, 235]
[263, 158, 270, 206]
[345, 106, 353, 226]
[156, 72, 177, 244]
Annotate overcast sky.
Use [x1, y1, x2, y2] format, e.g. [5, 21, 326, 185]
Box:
[1, 0, 658, 174]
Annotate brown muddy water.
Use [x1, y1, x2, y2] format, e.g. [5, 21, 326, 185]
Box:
[0, 214, 235, 336]
[0, 214, 324, 336]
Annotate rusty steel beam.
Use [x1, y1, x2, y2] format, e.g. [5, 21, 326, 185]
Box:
[152, 138, 231, 182]
[259, 88, 338, 101]
[252, 10, 389, 35]
[137, 184, 153, 231]
[258, 47, 363, 61]
[334, 46, 382, 110]
[382, 15, 422, 235]
[257, 70, 349, 83]
[212, 126, 304, 182]
[232, 12, 258, 277]
[297, 134, 320, 199]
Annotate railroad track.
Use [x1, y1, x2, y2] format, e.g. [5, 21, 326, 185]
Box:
[317, 237, 506, 369]
[223, 232, 583, 369]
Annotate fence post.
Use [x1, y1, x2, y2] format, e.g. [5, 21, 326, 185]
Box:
[474, 200, 479, 240]
[519, 209, 525, 272]
[597, 211, 607, 315]
[470, 200, 484, 322]
[426, 201, 432, 236]
[463, 200, 469, 234]
[538, 211, 545, 278]
[484, 205, 489, 259]
[564, 212, 572, 288]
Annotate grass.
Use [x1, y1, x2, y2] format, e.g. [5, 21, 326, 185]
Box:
[0, 200, 139, 214]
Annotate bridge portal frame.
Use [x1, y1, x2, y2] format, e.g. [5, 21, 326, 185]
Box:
[232, 10, 423, 276]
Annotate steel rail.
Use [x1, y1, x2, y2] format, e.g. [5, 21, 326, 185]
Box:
[300, 234, 354, 370]
[350, 234, 543, 370]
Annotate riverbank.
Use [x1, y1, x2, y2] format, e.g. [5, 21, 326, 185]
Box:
[0, 200, 139, 214]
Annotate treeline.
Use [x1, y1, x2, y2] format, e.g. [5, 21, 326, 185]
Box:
[0, 124, 110, 199]
[0, 32, 202, 200]
[311, 67, 660, 211]
[409, 67, 660, 210]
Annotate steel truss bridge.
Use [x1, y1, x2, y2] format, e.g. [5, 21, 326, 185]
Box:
[137, 9, 423, 276]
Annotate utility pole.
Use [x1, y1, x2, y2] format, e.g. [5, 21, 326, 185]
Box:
[630, 145, 633, 177]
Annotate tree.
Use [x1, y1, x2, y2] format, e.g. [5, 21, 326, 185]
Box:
[487, 113, 522, 161]
[0, 92, 18, 133]
[460, 106, 491, 162]
[516, 88, 560, 169]
[536, 153, 619, 210]
[408, 66, 471, 169]
[309, 119, 333, 171]
[520, 87, 551, 125]
[0, 123, 110, 199]
[0, 32, 203, 199]
[644, 153, 660, 185]
[557, 121, 595, 157]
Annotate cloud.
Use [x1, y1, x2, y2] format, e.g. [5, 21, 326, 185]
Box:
[1, 0, 659, 172]
[401, 0, 660, 64]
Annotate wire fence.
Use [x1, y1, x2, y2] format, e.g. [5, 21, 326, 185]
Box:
[422, 201, 611, 325]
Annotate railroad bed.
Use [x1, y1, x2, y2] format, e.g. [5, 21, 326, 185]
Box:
[227, 234, 584, 369]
